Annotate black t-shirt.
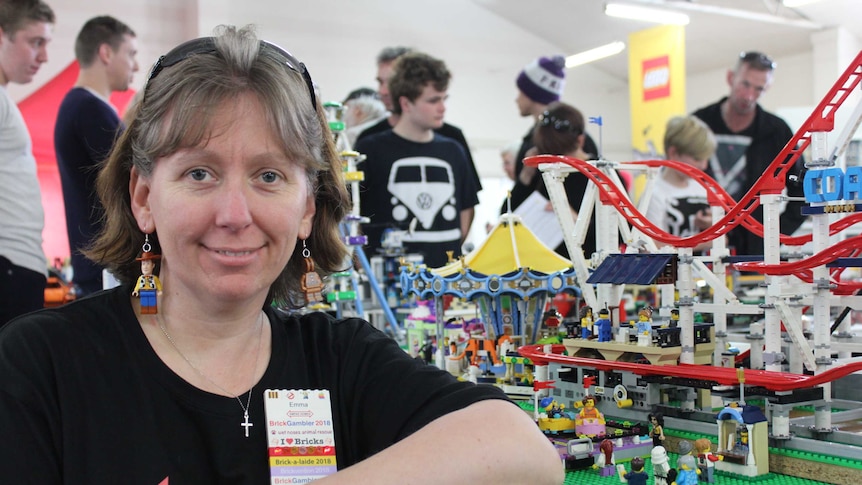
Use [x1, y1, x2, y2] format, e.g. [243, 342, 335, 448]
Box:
[693, 98, 806, 255]
[354, 131, 480, 267]
[357, 118, 482, 192]
[0, 285, 507, 483]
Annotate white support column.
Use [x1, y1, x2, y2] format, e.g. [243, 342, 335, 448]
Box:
[677, 248, 695, 364]
[709, 205, 730, 365]
[748, 322, 765, 370]
[542, 165, 598, 310]
[809, 128, 836, 433]
[761, 193, 784, 373]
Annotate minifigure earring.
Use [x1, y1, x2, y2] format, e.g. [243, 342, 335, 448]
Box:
[132, 234, 163, 314]
[300, 239, 324, 305]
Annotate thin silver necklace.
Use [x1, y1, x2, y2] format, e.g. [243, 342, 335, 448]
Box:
[157, 313, 265, 438]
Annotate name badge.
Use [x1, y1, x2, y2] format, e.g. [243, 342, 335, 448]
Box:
[264, 389, 337, 484]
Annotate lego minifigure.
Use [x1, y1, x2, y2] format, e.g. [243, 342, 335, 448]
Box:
[694, 438, 723, 482]
[672, 455, 700, 485]
[580, 306, 594, 339]
[575, 394, 605, 430]
[595, 438, 615, 468]
[635, 306, 653, 335]
[648, 412, 665, 447]
[732, 428, 750, 454]
[669, 308, 680, 328]
[651, 445, 673, 485]
[132, 251, 162, 314]
[595, 307, 612, 342]
[621, 456, 648, 485]
[677, 439, 694, 457]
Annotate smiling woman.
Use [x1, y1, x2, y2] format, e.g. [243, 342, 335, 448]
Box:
[0, 24, 564, 485]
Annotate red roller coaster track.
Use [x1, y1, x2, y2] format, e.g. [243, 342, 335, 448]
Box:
[517, 53, 862, 391]
[518, 344, 862, 392]
[525, 50, 862, 250]
[524, 51, 862, 291]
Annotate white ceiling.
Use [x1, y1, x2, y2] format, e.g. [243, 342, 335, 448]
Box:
[474, 0, 860, 81]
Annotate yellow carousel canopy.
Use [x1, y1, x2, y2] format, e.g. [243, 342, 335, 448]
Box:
[433, 214, 572, 276]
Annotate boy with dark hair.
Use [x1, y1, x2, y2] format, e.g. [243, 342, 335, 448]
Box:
[0, 0, 55, 325]
[356, 45, 481, 192]
[355, 52, 479, 267]
[55, 15, 139, 296]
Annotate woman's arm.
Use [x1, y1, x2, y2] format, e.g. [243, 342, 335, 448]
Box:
[317, 399, 564, 485]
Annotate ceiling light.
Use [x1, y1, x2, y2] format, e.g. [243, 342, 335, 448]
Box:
[782, 0, 824, 6]
[565, 41, 626, 68]
[604, 2, 691, 25]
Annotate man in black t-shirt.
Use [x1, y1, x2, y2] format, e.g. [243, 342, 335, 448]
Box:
[356, 46, 481, 192]
[692, 51, 806, 256]
[354, 52, 479, 267]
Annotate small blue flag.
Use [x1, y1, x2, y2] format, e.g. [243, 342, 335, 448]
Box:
[589, 116, 603, 126]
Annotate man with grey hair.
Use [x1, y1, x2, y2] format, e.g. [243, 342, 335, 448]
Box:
[693, 51, 806, 256]
[0, 0, 55, 326]
[342, 87, 386, 148]
[356, 45, 481, 192]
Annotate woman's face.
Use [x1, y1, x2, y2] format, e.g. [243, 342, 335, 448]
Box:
[131, 93, 315, 308]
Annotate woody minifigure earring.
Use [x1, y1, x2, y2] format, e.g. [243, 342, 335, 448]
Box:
[300, 239, 324, 305]
[132, 234, 163, 314]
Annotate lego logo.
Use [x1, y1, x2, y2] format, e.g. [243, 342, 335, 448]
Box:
[641, 55, 671, 101]
[643, 67, 669, 90]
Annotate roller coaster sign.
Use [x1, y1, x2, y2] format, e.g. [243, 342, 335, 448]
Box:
[803, 167, 862, 203]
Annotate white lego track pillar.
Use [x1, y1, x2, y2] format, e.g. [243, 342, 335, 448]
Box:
[677, 247, 695, 364]
[595, 179, 623, 314]
[810, 130, 835, 432]
[761, 193, 783, 373]
[534, 364, 550, 399]
[770, 408, 791, 439]
[748, 322, 765, 370]
[541, 164, 598, 310]
[814, 386, 833, 432]
[709, 205, 730, 366]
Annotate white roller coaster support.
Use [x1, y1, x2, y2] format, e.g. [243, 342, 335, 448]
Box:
[810, 129, 836, 432]
[706, 205, 730, 365]
[599, 165, 629, 318]
[541, 163, 597, 309]
[775, 302, 817, 371]
[761, 193, 783, 372]
[677, 247, 695, 364]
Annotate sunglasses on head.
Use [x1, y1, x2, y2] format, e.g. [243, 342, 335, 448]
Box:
[146, 37, 317, 108]
[739, 51, 776, 70]
[539, 111, 575, 132]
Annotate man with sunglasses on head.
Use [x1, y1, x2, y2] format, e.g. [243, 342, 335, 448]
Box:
[693, 51, 807, 256]
[0, 0, 54, 326]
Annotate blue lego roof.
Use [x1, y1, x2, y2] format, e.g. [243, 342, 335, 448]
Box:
[716, 404, 767, 424]
[586, 254, 675, 285]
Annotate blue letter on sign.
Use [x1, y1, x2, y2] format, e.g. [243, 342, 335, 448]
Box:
[844, 166, 862, 201]
[804, 167, 862, 203]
